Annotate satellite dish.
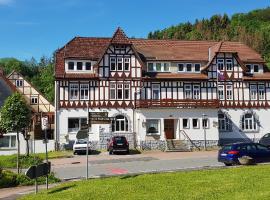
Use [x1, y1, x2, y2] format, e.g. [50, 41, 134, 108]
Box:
[76, 129, 89, 140]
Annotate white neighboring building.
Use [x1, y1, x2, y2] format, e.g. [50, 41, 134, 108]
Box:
[0, 70, 55, 155]
[54, 28, 270, 150]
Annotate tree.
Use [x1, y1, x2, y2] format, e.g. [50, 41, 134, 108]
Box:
[0, 93, 31, 173]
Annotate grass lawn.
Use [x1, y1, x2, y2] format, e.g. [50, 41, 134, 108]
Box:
[20, 165, 270, 200]
[0, 151, 73, 168]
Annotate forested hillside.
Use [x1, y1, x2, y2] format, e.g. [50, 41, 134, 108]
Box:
[148, 7, 270, 65]
[0, 57, 54, 103]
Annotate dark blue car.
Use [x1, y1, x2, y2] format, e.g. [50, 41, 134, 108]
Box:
[218, 142, 270, 166]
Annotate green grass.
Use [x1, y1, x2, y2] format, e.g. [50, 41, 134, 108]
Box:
[0, 151, 73, 169]
[20, 165, 270, 200]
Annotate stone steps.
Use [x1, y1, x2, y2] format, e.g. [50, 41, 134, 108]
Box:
[166, 139, 190, 152]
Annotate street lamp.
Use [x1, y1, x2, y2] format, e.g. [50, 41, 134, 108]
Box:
[202, 114, 207, 150]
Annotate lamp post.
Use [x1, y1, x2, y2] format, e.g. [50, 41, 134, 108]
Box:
[202, 114, 207, 151]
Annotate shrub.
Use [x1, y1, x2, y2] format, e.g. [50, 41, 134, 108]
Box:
[0, 170, 18, 188]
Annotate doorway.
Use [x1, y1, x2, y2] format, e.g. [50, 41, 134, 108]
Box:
[164, 119, 175, 139]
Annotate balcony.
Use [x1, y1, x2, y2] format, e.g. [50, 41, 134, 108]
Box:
[135, 99, 219, 108]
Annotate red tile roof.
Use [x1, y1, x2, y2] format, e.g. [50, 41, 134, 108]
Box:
[110, 27, 131, 45]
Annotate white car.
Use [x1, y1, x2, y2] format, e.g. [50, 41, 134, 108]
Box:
[73, 139, 91, 155]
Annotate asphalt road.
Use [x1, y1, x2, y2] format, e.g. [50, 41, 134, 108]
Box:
[53, 154, 223, 180]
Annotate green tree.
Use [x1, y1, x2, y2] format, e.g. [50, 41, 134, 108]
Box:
[0, 93, 31, 173]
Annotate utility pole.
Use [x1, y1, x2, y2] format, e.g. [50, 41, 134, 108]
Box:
[202, 114, 207, 151]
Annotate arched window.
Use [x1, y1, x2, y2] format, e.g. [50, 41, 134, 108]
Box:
[241, 113, 258, 131]
[112, 115, 128, 132]
[218, 113, 232, 132]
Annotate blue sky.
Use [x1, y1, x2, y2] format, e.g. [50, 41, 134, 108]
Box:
[0, 0, 269, 61]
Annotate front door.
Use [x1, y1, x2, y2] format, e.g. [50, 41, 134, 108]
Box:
[164, 119, 175, 139]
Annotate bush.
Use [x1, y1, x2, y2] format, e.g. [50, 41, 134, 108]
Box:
[0, 170, 18, 188]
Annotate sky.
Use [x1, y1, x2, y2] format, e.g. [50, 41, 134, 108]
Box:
[0, 0, 269, 61]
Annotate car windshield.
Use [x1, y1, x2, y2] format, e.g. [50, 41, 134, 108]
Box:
[114, 137, 126, 143]
[76, 140, 87, 144]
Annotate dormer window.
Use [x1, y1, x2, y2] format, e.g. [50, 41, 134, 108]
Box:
[253, 64, 259, 73]
[178, 63, 184, 72]
[115, 45, 125, 50]
[186, 64, 192, 72]
[147, 62, 170, 72]
[68, 62, 74, 70]
[77, 62, 83, 70]
[86, 62, 91, 70]
[246, 64, 251, 73]
[194, 64, 201, 72]
[245, 64, 263, 74]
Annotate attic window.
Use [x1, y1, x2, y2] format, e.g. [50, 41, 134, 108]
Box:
[77, 62, 83, 70]
[15, 80, 23, 87]
[30, 96, 38, 105]
[115, 45, 125, 50]
[194, 64, 201, 72]
[86, 62, 91, 70]
[68, 62, 74, 70]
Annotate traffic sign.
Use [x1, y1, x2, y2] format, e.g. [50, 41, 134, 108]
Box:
[41, 116, 49, 131]
[25, 162, 51, 179]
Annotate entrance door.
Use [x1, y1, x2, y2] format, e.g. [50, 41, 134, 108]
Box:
[164, 119, 175, 139]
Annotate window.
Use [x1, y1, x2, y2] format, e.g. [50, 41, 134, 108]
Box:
[258, 85, 265, 100]
[115, 45, 125, 50]
[68, 118, 87, 133]
[183, 118, 189, 129]
[218, 113, 232, 131]
[117, 58, 123, 71]
[148, 63, 154, 71]
[147, 62, 170, 72]
[217, 59, 224, 70]
[80, 84, 89, 100]
[156, 63, 162, 71]
[246, 64, 251, 73]
[117, 84, 123, 99]
[202, 118, 209, 129]
[15, 80, 23, 87]
[192, 118, 199, 129]
[0, 135, 16, 148]
[85, 62, 91, 71]
[193, 85, 200, 99]
[70, 84, 79, 100]
[194, 64, 201, 72]
[146, 119, 160, 135]
[226, 59, 233, 71]
[178, 63, 184, 72]
[112, 115, 128, 132]
[218, 85, 224, 100]
[110, 57, 116, 71]
[226, 85, 233, 100]
[124, 83, 130, 99]
[253, 64, 259, 73]
[186, 64, 192, 72]
[110, 83, 116, 99]
[77, 62, 83, 70]
[152, 84, 160, 99]
[250, 85, 257, 100]
[241, 113, 258, 131]
[124, 58, 130, 71]
[30, 96, 38, 105]
[256, 144, 269, 151]
[68, 62, 74, 70]
[184, 85, 192, 99]
[163, 63, 170, 72]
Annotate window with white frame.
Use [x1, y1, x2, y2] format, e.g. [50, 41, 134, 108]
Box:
[202, 118, 209, 128]
[66, 61, 93, 71]
[110, 57, 116, 71]
[226, 85, 233, 100]
[258, 85, 265, 100]
[77, 62, 83, 70]
[124, 83, 130, 99]
[68, 118, 87, 133]
[112, 115, 128, 132]
[110, 83, 116, 99]
[124, 58, 130, 71]
[0, 135, 16, 148]
[68, 61, 74, 70]
[186, 63, 192, 72]
[226, 59, 233, 71]
[147, 62, 170, 72]
[245, 64, 262, 74]
[253, 64, 259, 73]
[70, 83, 79, 100]
[218, 113, 232, 131]
[183, 118, 190, 129]
[246, 64, 251, 73]
[117, 58, 123, 71]
[250, 85, 257, 100]
[30, 96, 38, 105]
[152, 84, 160, 99]
[178, 63, 184, 72]
[85, 62, 91, 71]
[217, 59, 224, 70]
[241, 113, 258, 131]
[192, 118, 199, 129]
[193, 85, 200, 99]
[146, 119, 160, 135]
[80, 84, 89, 100]
[194, 63, 201, 72]
[184, 84, 192, 99]
[218, 85, 224, 100]
[117, 83, 123, 99]
[15, 80, 23, 87]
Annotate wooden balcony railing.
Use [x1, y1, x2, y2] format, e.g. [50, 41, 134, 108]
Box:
[135, 99, 219, 108]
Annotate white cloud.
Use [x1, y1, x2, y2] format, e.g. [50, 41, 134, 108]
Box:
[0, 0, 13, 6]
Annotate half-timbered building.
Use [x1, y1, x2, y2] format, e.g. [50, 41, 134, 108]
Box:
[55, 28, 270, 150]
[0, 69, 55, 155]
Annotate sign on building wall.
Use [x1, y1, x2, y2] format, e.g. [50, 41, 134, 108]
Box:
[89, 112, 114, 124]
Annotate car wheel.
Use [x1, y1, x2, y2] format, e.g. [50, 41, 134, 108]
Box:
[224, 163, 232, 166]
[73, 151, 77, 155]
[126, 150, 130, 154]
[109, 150, 113, 155]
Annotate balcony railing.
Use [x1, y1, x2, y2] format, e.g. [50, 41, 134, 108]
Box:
[135, 99, 219, 108]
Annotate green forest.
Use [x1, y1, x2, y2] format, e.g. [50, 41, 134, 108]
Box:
[1, 7, 270, 103]
[148, 7, 270, 66]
